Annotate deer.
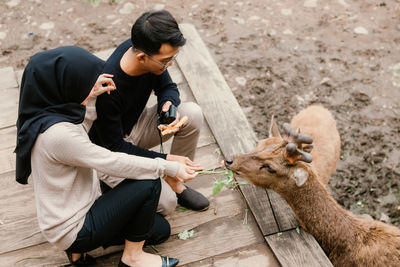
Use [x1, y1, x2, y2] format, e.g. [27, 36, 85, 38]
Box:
[225, 105, 400, 266]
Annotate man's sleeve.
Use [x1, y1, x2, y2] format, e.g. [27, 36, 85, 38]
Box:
[154, 70, 181, 113]
[91, 90, 167, 159]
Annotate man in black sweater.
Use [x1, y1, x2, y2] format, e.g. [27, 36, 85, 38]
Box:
[89, 10, 209, 213]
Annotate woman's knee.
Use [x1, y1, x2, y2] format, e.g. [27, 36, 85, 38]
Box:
[145, 214, 171, 246]
[117, 178, 161, 205]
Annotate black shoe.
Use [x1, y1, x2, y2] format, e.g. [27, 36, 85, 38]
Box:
[162, 256, 179, 267]
[177, 186, 209, 211]
[118, 256, 179, 267]
[66, 252, 96, 266]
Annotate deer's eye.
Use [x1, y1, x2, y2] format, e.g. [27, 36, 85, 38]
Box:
[260, 164, 276, 174]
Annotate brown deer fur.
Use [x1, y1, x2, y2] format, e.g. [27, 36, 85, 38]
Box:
[227, 105, 400, 266]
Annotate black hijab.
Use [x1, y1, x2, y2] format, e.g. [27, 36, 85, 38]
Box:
[15, 46, 105, 184]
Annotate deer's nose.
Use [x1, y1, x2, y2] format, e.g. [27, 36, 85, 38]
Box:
[224, 156, 233, 167]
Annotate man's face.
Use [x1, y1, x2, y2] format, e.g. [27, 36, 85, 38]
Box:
[144, 43, 179, 75]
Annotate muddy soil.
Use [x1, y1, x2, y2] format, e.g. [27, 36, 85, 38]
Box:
[1, 0, 399, 227]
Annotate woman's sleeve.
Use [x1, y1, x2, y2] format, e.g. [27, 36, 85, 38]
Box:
[42, 122, 179, 180]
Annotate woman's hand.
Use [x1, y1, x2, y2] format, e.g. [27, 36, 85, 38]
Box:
[174, 164, 198, 183]
[81, 74, 116, 105]
[166, 154, 203, 172]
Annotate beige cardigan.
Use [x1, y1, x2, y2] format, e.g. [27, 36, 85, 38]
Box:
[30, 98, 179, 250]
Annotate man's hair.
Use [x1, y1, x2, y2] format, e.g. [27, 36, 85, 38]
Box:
[131, 10, 186, 55]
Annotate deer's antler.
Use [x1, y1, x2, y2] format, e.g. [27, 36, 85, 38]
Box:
[282, 123, 313, 164]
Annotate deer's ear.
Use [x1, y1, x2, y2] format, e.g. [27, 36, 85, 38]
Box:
[269, 115, 281, 138]
[292, 168, 308, 187]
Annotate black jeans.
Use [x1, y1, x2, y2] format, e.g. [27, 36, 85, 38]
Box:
[66, 178, 170, 253]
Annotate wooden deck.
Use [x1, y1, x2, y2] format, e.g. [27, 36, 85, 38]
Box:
[0, 24, 332, 266]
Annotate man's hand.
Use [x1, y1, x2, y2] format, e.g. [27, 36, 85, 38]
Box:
[157, 101, 181, 134]
[166, 154, 203, 172]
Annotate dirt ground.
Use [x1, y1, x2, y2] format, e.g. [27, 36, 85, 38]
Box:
[1, 0, 399, 229]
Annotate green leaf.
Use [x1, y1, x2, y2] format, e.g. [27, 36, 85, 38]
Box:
[178, 229, 195, 240]
[177, 205, 191, 212]
[277, 232, 283, 237]
[213, 180, 226, 196]
[296, 226, 301, 234]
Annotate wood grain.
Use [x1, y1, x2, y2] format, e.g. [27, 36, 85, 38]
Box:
[266, 229, 333, 267]
[0, 87, 19, 129]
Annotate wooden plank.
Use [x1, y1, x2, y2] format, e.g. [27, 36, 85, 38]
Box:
[0, 87, 19, 129]
[239, 185, 279, 235]
[0, 242, 68, 267]
[266, 229, 333, 267]
[0, 147, 15, 175]
[177, 23, 332, 265]
[167, 172, 246, 235]
[15, 69, 24, 88]
[0, 126, 16, 151]
[93, 48, 114, 61]
[0, 66, 18, 90]
[267, 189, 299, 231]
[168, 63, 185, 85]
[187, 243, 279, 267]
[0, 216, 44, 254]
[147, 210, 265, 266]
[0, 172, 36, 225]
[193, 143, 222, 171]
[177, 24, 258, 158]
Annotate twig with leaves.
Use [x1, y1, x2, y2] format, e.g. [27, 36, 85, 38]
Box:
[197, 168, 248, 196]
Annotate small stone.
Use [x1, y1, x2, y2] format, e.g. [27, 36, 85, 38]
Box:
[337, 0, 349, 8]
[249, 15, 260, 21]
[281, 9, 292, 16]
[380, 212, 390, 223]
[154, 4, 165, 10]
[235, 76, 247, 86]
[296, 95, 305, 103]
[320, 77, 331, 85]
[304, 0, 317, 8]
[119, 3, 135, 15]
[354, 26, 368, 35]
[112, 19, 122, 25]
[231, 17, 245, 24]
[0, 32, 7, 40]
[39, 22, 54, 30]
[66, 8, 73, 13]
[359, 214, 373, 221]
[283, 29, 293, 35]
[6, 0, 20, 8]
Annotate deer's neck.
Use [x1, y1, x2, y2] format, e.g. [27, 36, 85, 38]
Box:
[278, 173, 360, 255]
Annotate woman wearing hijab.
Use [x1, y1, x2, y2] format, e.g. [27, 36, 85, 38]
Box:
[15, 46, 194, 267]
